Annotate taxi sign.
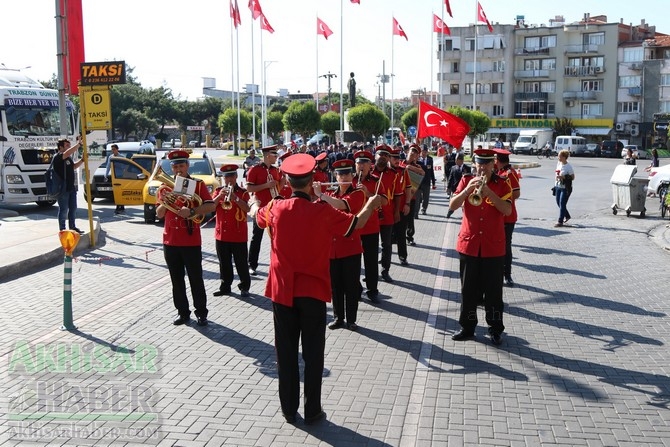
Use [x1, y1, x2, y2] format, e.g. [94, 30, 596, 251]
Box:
[80, 61, 126, 86]
[81, 86, 112, 130]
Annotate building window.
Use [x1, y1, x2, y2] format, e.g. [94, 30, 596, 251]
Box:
[524, 36, 539, 50]
[661, 74, 670, 86]
[492, 105, 504, 116]
[451, 62, 460, 73]
[524, 82, 540, 93]
[618, 102, 640, 113]
[660, 101, 670, 113]
[524, 59, 540, 70]
[547, 103, 556, 115]
[491, 83, 504, 94]
[541, 58, 556, 70]
[623, 47, 643, 62]
[582, 80, 602, 91]
[541, 35, 557, 48]
[493, 60, 505, 72]
[582, 103, 603, 117]
[541, 81, 556, 93]
[583, 32, 605, 46]
[620, 75, 642, 88]
[465, 38, 475, 51]
[450, 84, 460, 95]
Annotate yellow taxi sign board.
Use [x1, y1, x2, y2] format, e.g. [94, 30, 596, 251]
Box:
[80, 61, 126, 86]
[81, 87, 112, 130]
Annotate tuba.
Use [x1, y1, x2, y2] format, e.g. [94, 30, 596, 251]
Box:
[468, 174, 487, 206]
[152, 166, 204, 224]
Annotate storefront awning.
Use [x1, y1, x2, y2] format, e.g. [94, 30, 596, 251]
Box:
[575, 127, 612, 135]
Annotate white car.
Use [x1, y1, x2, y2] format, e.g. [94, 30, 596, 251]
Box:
[646, 164, 670, 195]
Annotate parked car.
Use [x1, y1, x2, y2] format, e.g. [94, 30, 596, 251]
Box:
[219, 137, 259, 150]
[621, 144, 648, 159]
[646, 164, 670, 196]
[585, 143, 601, 157]
[84, 149, 155, 201]
[600, 140, 624, 158]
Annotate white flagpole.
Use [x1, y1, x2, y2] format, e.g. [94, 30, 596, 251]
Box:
[339, 0, 344, 134]
[251, 18, 256, 151]
[260, 25, 265, 146]
[230, 10, 236, 139]
[430, 11, 442, 106]
[236, 20, 241, 157]
[473, 1, 478, 110]
[316, 14, 320, 112]
[440, 2, 445, 108]
[391, 17, 395, 130]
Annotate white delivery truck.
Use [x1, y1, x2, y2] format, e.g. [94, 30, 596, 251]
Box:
[513, 129, 553, 155]
[0, 68, 78, 207]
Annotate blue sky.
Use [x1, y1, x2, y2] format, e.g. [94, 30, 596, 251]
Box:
[2, 0, 663, 103]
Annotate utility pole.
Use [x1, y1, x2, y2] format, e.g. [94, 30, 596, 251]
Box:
[377, 61, 390, 118]
[320, 71, 337, 112]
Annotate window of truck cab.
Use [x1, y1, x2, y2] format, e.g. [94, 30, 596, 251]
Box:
[4, 105, 61, 136]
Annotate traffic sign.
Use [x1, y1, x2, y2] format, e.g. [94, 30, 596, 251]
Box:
[81, 86, 111, 130]
[408, 125, 417, 137]
[187, 126, 205, 131]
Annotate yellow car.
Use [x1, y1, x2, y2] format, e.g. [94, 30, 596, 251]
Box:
[109, 150, 221, 223]
[219, 137, 259, 150]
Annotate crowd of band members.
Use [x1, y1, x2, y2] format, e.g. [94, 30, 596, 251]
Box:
[157, 140, 520, 422]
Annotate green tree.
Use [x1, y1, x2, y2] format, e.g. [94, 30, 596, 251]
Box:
[218, 108, 252, 155]
[320, 111, 340, 141]
[553, 117, 575, 137]
[401, 108, 418, 134]
[143, 86, 179, 142]
[347, 104, 389, 142]
[282, 101, 321, 140]
[267, 110, 284, 142]
[447, 107, 491, 151]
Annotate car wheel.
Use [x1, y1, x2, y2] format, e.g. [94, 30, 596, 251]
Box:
[144, 204, 156, 224]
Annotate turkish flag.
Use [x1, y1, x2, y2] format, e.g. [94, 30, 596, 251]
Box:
[260, 13, 274, 33]
[351, 0, 360, 4]
[248, 0, 263, 20]
[317, 17, 333, 40]
[444, 0, 453, 18]
[393, 17, 408, 41]
[230, 0, 241, 28]
[433, 14, 450, 35]
[416, 101, 470, 148]
[477, 1, 494, 33]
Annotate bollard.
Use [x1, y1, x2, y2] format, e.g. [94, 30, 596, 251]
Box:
[58, 230, 81, 331]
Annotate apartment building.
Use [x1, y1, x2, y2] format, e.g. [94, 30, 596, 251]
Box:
[436, 13, 668, 147]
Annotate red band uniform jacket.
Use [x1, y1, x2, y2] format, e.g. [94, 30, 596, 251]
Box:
[214, 186, 251, 243]
[162, 179, 214, 246]
[326, 187, 366, 259]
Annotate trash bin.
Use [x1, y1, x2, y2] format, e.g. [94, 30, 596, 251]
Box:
[610, 164, 649, 217]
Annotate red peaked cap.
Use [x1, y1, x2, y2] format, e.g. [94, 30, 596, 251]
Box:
[281, 153, 316, 177]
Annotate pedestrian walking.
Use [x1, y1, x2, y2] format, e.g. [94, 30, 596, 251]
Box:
[104, 143, 125, 214]
[53, 136, 84, 233]
[494, 149, 521, 287]
[554, 150, 575, 227]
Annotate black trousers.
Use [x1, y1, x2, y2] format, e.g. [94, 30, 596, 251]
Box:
[406, 201, 416, 242]
[273, 298, 326, 419]
[379, 224, 393, 272]
[215, 240, 251, 291]
[248, 219, 265, 270]
[458, 253, 505, 335]
[503, 223, 515, 278]
[330, 255, 361, 323]
[163, 245, 208, 318]
[361, 233, 379, 294]
[393, 212, 409, 260]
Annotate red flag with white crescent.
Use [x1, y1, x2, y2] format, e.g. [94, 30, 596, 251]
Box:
[433, 14, 450, 35]
[317, 17, 333, 40]
[416, 101, 470, 148]
[231, 0, 241, 28]
[392, 17, 408, 41]
[477, 1, 494, 33]
[444, 0, 453, 18]
[351, 0, 360, 4]
[248, 0, 263, 20]
[260, 13, 274, 33]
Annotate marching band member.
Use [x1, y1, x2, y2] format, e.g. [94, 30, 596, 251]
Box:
[313, 159, 366, 330]
[246, 145, 283, 275]
[212, 164, 251, 298]
[156, 150, 216, 326]
[277, 152, 293, 199]
[448, 149, 512, 346]
[391, 147, 418, 265]
[353, 150, 385, 302]
[255, 153, 382, 425]
[494, 149, 521, 287]
[312, 152, 330, 198]
[373, 145, 400, 283]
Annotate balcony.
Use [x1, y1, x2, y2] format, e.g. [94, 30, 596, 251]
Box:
[514, 46, 551, 55]
[564, 44, 600, 53]
[562, 91, 598, 100]
[564, 66, 605, 77]
[514, 69, 550, 78]
[514, 92, 549, 101]
[628, 86, 642, 96]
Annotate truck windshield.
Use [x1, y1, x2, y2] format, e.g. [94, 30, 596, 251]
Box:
[4, 106, 61, 136]
[517, 136, 532, 143]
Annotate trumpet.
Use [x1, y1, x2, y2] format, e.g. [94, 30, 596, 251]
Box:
[319, 182, 352, 187]
[153, 166, 204, 224]
[220, 185, 234, 210]
[268, 172, 279, 198]
[468, 174, 487, 206]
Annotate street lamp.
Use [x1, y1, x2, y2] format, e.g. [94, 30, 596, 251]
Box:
[262, 60, 276, 146]
[320, 72, 337, 112]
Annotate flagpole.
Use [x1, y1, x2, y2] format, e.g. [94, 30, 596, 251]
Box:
[473, 1, 478, 111]
[316, 14, 320, 113]
[339, 0, 344, 134]
[236, 21, 241, 157]
[251, 17, 256, 151]
[391, 16, 395, 130]
[440, 3, 445, 108]
[230, 9, 235, 144]
[430, 10, 434, 107]
[260, 25, 265, 146]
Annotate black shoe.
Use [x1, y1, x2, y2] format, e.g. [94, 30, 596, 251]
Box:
[240, 290, 250, 298]
[196, 316, 208, 326]
[504, 276, 515, 288]
[407, 239, 416, 246]
[381, 270, 393, 283]
[367, 290, 379, 303]
[71, 227, 84, 234]
[248, 267, 257, 275]
[282, 412, 297, 424]
[347, 323, 359, 331]
[328, 320, 345, 330]
[446, 210, 454, 218]
[305, 410, 326, 425]
[399, 258, 409, 266]
[491, 333, 503, 346]
[451, 329, 475, 341]
[421, 209, 426, 215]
[173, 315, 190, 325]
[213, 288, 231, 297]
